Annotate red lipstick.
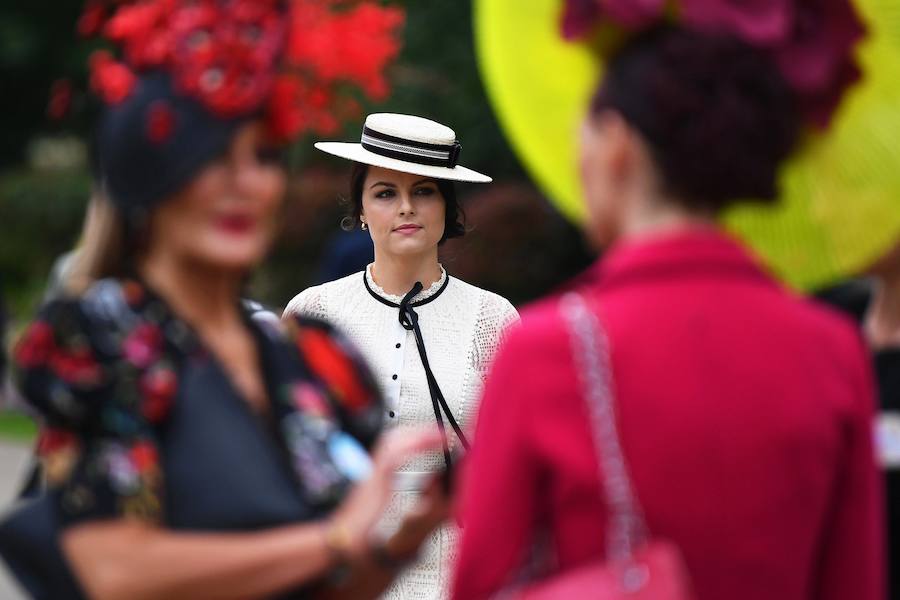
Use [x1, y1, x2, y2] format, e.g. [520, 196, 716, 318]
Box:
[393, 224, 423, 235]
[215, 214, 256, 235]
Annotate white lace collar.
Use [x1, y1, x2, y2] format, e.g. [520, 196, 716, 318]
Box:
[364, 263, 448, 305]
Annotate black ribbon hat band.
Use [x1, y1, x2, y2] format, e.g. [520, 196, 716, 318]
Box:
[314, 113, 491, 183]
[361, 125, 462, 168]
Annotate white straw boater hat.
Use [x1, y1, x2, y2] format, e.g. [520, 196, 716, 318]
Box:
[315, 113, 492, 183]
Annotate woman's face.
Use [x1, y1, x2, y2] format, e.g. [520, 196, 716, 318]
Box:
[147, 122, 286, 272]
[361, 166, 446, 259]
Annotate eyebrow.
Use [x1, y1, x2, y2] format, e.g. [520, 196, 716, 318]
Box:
[369, 179, 438, 189]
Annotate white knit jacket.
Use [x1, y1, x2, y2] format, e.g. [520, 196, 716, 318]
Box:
[284, 265, 519, 599]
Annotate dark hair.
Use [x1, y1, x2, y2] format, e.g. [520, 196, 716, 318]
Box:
[343, 162, 466, 244]
[591, 26, 800, 212]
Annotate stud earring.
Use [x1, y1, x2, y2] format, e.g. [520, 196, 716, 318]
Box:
[361, 220, 368, 230]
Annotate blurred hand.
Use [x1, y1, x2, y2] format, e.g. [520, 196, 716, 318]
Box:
[330, 426, 444, 560]
[383, 473, 454, 560]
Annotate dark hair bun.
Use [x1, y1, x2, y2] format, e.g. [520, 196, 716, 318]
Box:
[592, 26, 800, 211]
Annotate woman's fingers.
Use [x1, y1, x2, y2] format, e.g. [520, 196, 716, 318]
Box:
[331, 426, 446, 557]
[378, 474, 453, 560]
[371, 426, 444, 475]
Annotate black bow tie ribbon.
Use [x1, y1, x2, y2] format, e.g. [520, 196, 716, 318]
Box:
[364, 274, 469, 471]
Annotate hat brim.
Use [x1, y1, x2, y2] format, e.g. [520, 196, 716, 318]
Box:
[315, 142, 492, 183]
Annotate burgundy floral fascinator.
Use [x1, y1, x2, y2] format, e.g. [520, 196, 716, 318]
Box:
[81, 0, 405, 141]
[74, 0, 404, 214]
[561, 0, 866, 128]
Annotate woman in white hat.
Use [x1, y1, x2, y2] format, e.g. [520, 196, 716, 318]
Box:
[284, 113, 519, 599]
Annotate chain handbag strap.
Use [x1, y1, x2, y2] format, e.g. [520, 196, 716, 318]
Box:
[560, 292, 649, 566]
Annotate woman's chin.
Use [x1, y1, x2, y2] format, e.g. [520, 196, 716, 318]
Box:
[386, 238, 436, 256]
[192, 247, 267, 274]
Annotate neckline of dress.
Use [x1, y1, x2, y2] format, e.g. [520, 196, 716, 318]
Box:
[363, 263, 449, 306]
[98, 277, 279, 418]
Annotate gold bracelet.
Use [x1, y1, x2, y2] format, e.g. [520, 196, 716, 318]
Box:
[322, 519, 354, 565]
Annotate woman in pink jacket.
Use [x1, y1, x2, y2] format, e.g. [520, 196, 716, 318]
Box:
[452, 25, 884, 600]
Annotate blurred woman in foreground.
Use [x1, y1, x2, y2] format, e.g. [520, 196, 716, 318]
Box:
[10, 1, 448, 598]
[453, 24, 884, 600]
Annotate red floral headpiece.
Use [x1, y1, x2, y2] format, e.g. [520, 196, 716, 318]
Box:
[79, 0, 405, 141]
[560, 0, 866, 128]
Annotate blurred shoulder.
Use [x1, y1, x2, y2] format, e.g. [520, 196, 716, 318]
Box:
[25, 278, 150, 350]
[281, 311, 383, 447]
[283, 271, 364, 319]
[13, 278, 162, 425]
[449, 276, 519, 325]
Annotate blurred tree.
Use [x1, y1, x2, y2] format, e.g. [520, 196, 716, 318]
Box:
[0, 169, 90, 315]
[0, 2, 89, 168]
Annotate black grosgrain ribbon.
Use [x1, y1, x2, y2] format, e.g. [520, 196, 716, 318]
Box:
[363, 274, 467, 470]
[361, 126, 462, 169]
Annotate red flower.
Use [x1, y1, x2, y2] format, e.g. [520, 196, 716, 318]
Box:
[146, 100, 176, 143]
[89, 50, 136, 104]
[562, 0, 603, 39]
[680, 0, 793, 44]
[123, 323, 163, 369]
[48, 346, 103, 386]
[772, 0, 865, 128]
[47, 79, 74, 121]
[78, 1, 108, 37]
[104, 1, 166, 42]
[558, 0, 865, 127]
[104, 1, 176, 68]
[292, 383, 330, 416]
[685, 0, 865, 128]
[14, 321, 55, 368]
[297, 329, 371, 412]
[285, 2, 404, 100]
[168, 0, 284, 118]
[266, 78, 343, 140]
[139, 366, 177, 423]
[83, 0, 406, 136]
[266, 77, 307, 140]
[37, 427, 78, 455]
[130, 441, 159, 473]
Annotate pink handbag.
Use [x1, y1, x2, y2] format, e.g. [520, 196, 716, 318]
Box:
[509, 294, 695, 600]
[516, 541, 694, 599]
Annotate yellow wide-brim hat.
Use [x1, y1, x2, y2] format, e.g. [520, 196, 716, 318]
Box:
[475, 0, 900, 290]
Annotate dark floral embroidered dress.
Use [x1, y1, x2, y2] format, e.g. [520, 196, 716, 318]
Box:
[14, 277, 383, 535]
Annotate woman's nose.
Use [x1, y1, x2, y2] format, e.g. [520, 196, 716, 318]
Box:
[398, 192, 415, 215]
[230, 153, 268, 199]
